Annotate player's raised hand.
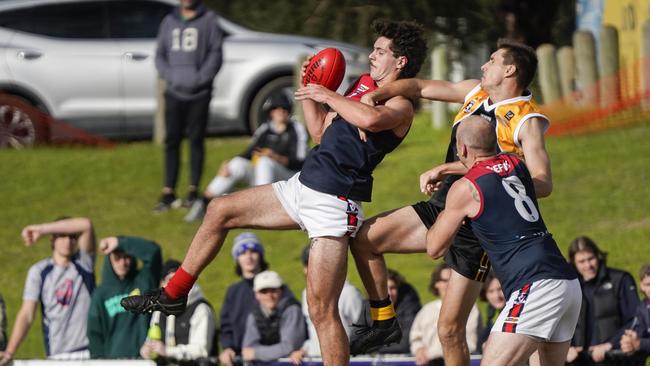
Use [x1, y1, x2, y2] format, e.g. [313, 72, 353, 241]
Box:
[360, 92, 378, 106]
[295, 84, 332, 104]
[419, 167, 445, 195]
[99, 236, 119, 254]
[300, 55, 314, 82]
[0, 351, 13, 366]
[21, 225, 42, 246]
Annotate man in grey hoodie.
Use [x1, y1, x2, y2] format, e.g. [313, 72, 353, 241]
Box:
[153, 0, 223, 213]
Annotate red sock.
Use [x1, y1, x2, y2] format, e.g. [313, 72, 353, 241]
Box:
[164, 267, 196, 300]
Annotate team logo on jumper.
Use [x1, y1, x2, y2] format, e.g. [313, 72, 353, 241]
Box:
[347, 84, 370, 99]
[463, 100, 476, 113]
[504, 110, 515, 121]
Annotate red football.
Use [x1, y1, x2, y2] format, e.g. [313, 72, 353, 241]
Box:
[302, 48, 346, 91]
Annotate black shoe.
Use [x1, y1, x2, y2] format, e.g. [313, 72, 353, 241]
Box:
[349, 319, 402, 355]
[182, 190, 199, 208]
[120, 288, 187, 316]
[152, 193, 181, 213]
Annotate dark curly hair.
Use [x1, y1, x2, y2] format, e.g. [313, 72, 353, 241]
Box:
[372, 19, 428, 79]
[496, 38, 538, 89]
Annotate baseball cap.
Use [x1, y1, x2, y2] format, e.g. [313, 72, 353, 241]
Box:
[254, 270, 283, 292]
[231, 232, 265, 261]
[267, 94, 292, 113]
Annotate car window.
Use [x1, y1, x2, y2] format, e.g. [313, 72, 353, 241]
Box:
[107, 0, 173, 39]
[0, 2, 108, 39]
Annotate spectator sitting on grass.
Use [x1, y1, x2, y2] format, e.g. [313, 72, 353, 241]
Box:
[184, 94, 308, 223]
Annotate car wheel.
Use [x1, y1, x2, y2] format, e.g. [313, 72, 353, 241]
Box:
[0, 94, 48, 148]
[247, 75, 294, 133]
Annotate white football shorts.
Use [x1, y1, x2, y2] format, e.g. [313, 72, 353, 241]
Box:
[492, 278, 581, 342]
[272, 172, 364, 238]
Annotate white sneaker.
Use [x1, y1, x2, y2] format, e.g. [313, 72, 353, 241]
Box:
[184, 200, 206, 223]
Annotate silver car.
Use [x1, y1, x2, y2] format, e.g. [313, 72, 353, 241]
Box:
[0, 0, 368, 147]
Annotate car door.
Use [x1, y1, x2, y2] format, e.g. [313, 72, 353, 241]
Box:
[3, 1, 125, 137]
[108, 0, 173, 138]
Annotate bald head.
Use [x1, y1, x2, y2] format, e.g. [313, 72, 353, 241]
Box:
[457, 116, 497, 155]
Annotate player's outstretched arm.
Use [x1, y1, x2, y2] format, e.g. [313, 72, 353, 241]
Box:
[299, 96, 333, 144]
[426, 179, 478, 259]
[362, 78, 480, 105]
[296, 83, 413, 133]
[419, 161, 468, 195]
[519, 117, 553, 198]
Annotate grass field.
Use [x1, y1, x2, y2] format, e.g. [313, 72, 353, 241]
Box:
[1, 114, 649, 358]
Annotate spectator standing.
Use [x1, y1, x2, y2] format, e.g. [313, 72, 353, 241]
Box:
[185, 94, 308, 222]
[87, 236, 162, 359]
[153, 0, 224, 213]
[410, 263, 481, 365]
[567, 236, 640, 365]
[477, 272, 506, 353]
[140, 260, 217, 364]
[294, 245, 364, 360]
[218, 232, 292, 366]
[619, 263, 650, 363]
[0, 217, 95, 364]
[242, 271, 306, 363]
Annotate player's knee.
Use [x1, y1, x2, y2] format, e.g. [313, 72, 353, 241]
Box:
[438, 319, 465, 346]
[204, 197, 232, 227]
[307, 295, 337, 326]
[351, 234, 382, 257]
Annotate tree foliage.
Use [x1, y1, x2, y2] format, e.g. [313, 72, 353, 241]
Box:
[205, 0, 575, 50]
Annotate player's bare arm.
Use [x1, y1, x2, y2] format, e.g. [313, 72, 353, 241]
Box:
[425, 179, 479, 259]
[519, 117, 553, 198]
[295, 56, 336, 143]
[362, 78, 480, 106]
[298, 90, 336, 143]
[296, 83, 413, 135]
[419, 161, 468, 195]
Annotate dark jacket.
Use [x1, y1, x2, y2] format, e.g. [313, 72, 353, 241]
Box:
[240, 120, 308, 171]
[155, 2, 223, 100]
[87, 236, 161, 358]
[242, 296, 306, 362]
[379, 282, 421, 354]
[571, 266, 639, 366]
[219, 278, 292, 354]
[630, 297, 650, 355]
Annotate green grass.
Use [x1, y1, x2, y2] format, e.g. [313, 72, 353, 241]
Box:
[1, 114, 649, 358]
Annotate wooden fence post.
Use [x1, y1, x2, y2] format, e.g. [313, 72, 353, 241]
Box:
[599, 25, 620, 108]
[557, 46, 576, 100]
[573, 30, 599, 106]
[536, 44, 561, 104]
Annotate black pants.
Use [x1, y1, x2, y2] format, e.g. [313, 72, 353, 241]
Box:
[164, 93, 211, 190]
